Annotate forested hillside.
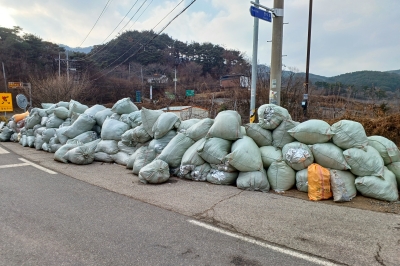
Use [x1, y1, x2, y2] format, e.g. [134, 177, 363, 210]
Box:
[1, 25, 399, 108]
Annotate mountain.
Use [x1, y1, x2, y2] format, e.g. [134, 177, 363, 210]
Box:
[59, 44, 93, 54]
[294, 70, 400, 91]
[327, 70, 400, 91]
[386, 69, 400, 75]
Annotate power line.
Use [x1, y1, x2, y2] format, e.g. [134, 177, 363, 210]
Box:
[102, 0, 140, 44]
[90, 0, 187, 79]
[84, 0, 151, 61]
[91, 0, 197, 81]
[78, 0, 113, 47]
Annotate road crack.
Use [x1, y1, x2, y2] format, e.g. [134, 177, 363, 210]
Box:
[374, 243, 386, 266]
[193, 190, 245, 232]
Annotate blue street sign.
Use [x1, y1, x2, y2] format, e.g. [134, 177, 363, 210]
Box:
[135, 91, 141, 102]
[250, 6, 272, 22]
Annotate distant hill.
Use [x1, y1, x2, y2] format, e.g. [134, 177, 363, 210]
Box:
[59, 44, 92, 54]
[327, 70, 400, 91]
[387, 69, 400, 75]
[293, 70, 400, 91]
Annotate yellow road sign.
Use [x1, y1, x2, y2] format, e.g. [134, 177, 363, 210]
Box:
[0, 93, 13, 112]
[8, 82, 23, 89]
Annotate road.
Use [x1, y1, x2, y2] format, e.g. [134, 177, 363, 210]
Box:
[0, 145, 330, 266]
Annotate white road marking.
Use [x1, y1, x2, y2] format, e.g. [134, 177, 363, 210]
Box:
[188, 219, 340, 266]
[0, 147, 10, 154]
[18, 158, 57, 174]
[0, 163, 30, 169]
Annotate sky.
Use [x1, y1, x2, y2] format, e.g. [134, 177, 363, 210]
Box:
[0, 0, 399, 77]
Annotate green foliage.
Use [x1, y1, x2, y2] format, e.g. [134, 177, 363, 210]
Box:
[0, 26, 62, 84]
[88, 30, 248, 79]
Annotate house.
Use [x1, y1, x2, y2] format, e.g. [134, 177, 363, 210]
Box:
[220, 74, 250, 89]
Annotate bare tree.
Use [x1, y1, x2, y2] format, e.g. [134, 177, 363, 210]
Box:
[27, 73, 93, 106]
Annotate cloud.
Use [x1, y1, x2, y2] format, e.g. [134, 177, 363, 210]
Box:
[0, 0, 399, 76]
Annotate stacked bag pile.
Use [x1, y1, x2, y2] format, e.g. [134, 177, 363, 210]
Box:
[0, 100, 399, 202]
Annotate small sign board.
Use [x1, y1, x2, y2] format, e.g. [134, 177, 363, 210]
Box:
[8, 82, 23, 89]
[135, 91, 142, 103]
[186, 90, 195, 97]
[0, 93, 13, 111]
[250, 6, 272, 22]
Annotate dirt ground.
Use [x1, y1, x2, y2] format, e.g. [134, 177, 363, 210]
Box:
[276, 188, 400, 215]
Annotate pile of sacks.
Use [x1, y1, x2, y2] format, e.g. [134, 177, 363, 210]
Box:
[0, 100, 399, 203]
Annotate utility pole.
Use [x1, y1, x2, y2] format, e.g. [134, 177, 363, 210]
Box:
[58, 53, 61, 78]
[66, 50, 69, 81]
[269, 0, 284, 106]
[250, 0, 260, 123]
[2, 62, 6, 93]
[303, 0, 313, 116]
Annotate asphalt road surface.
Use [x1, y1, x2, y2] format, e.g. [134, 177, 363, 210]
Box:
[0, 146, 337, 266]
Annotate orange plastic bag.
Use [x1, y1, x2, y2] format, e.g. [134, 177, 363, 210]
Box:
[308, 163, 332, 201]
[13, 111, 29, 122]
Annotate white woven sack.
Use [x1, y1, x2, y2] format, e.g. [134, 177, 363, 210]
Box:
[53, 107, 69, 120]
[181, 139, 206, 167]
[127, 111, 142, 128]
[157, 133, 195, 168]
[185, 118, 214, 141]
[267, 160, 296, 192]
[282, 142, 314, 171]
[123, 125, 151, 144]
[152, 112, 180, 139]
[368, 135, 400, 165]
[244, 123, 272, 147]
[343, 146, 384, 177]
[329, 169, 356, 202]
[225, 136, 263, 172]
[139, 159, 170, 184]
[310, 143, 350, 170]
[94, 152, 114, 163]
[63, 114, 96, 139]
[197, 137, 232, 165]
[272, 119, 299, 149]
[95, 140, 119, 154]
[258, 104, 291, 130]
[63, 145, 95, 165]
[355, 167, 399, 202]
[84, 104, 106, 116]
[68, 100, 88, 117]
[132, 146, 157, 175]
[148, 130, 177, 155]
[236, 168, 270, 192]
[140, 108, 164, 137]
[206, 110, 243, 140]
[177, 119, 201, 133]
[260, 146, 283, 168]
[111, 151, 130, 166]
[117, 141, 136, 155]
[295, 169, 308, 192]
[206, 170, 238, 185]
[288, 119, 333, 144]
[384, 162, 400, 189]
[95, 108, 114, 126]
[191, 163, 212, 181]
[331, 120, 368, 150]
[101, 117, 130, 141]
[111, 97, 139, 115]
[73, 131, 98, 144]
[54, 143, 81, 163]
